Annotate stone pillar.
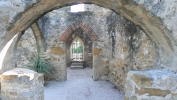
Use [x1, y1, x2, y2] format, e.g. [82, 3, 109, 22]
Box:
[49, 42, 67, 81]
[1, 68, 44, 100]
[92, 42, 109, 81]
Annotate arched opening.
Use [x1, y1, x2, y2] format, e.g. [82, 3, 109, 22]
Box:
[0, 2, 165, 83]
[0, 0, 173, 54]
[70, 4, 85, 12]
[61, 21, 96, 77]
[70, 36, 84, 61]
[0, 1, 175, 83]
[0, 1, 177, 100]
[0, 34, 18, 72]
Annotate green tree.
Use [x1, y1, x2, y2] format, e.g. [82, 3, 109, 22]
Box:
[73, 45, 83, 53]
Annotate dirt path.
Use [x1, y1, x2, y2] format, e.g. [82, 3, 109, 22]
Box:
[44, 67, 124, 100]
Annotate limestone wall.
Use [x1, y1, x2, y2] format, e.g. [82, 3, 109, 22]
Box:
[125, 70, 177, 100]
[14, 5, 158, 84]
[0, 0, 177, 76]
[108, 13, 157, 90]
[0, 0, 177, 99]
[42, 5, 111, 80]
[15, 28, 37, 68]
[14, 5, 112, 81]
[1, 68, 44, 100]
[93, 42, 110, 80]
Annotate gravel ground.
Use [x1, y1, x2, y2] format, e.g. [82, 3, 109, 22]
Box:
[44, 67, 124, 100]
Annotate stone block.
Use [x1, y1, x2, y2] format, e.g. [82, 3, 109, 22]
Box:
[172, 94, 177, 99]
[132, 74, 152, 87]
[123, 46, 128, 52]
[1, 68, 44, 100]
[50, 47, 65, 55]
[52, 57, 60, 61]
[135, 87, 170, 97]
[125, 70, 177, 100]
[93, 48, 102, 55]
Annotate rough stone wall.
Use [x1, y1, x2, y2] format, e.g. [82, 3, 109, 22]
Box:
[48, 43, 67, 81]
[0, 1, 176, 99]
[14, 4, 157, 84]
[133, 0, 177, 72]
[38, 5, 111, 80]
[0, 0, 40, 38]
[93, 41, 110, 80]
[0, 0, 41, 74]
[14, 5, 111, 80]
[1, 68, 44, 100]
[0, 0, 177, 75]
[108, 13, 157, 90]
[0, 34, 17, 74]
[15, 28, 37, 68]
[125, 70, 177, 100]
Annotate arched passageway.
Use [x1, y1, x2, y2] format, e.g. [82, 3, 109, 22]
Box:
[59, 20, 101, 80]
[59, 21, 99, 42]
[0, 1, 177, 100]
[1, 0, 177, 75]
[0, 0, 174, 53]
[70, 36, 84, 61]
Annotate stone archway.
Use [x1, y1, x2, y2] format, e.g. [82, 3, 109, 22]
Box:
[59, 21, 100, 80]
[0, 0, 177, 94]
[0, 0, 174, 54]
[59, 21, 99, 42]
[70, 36, 85, 61]
[0, 2, 177, 99]
[1, 0, 176, 74]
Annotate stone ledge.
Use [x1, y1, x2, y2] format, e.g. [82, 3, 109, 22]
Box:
[125, 70, 177, 100]
[1, 68, 44, 100]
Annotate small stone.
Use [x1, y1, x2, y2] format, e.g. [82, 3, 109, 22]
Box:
[93, 48, 102, 55]
[135, 87, 171, 97]
[132, 73, 152, 87]
[50, 47, 65, 55]
[172, 94, 177, 99]
[123, 46, 128, 52]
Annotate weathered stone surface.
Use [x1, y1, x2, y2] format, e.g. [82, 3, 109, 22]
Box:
[0, 0, 175, 68]
[172, 94, 177, 99]
[108, 13, 156, 90]
[0, 0, 176, 88]
[31, 22, 45, 53]
[0, 1, 177, 98]
[15, 28, 37, 68]
[50, 47, 65, 55]
[132, 74, 152, 87]
[2, 75, 18, 80]
[52, 57, 60, 61]
[1, 68, 44, 100]
[135, 87, 170, 97]
[34, 5, 111, 81]
[93, 48, 102, 56]
[11, 4, 158, 91]
[125, 70, 177, 100]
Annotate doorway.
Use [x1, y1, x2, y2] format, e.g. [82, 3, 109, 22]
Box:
[70, 37, 84, 61]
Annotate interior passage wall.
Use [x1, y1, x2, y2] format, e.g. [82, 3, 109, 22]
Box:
[0, 0, 177, 76]
[14, 4, 158, 83]
[15, 28, 37, 68]
[44, 5, 112, 80]
[14, 5, 113, 80]
[108, 13, 157, 90]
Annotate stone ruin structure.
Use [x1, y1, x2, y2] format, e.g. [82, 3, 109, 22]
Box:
[0, 0, 177, 100]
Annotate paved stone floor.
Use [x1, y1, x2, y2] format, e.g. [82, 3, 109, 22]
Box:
[44, 67, 124, 100]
